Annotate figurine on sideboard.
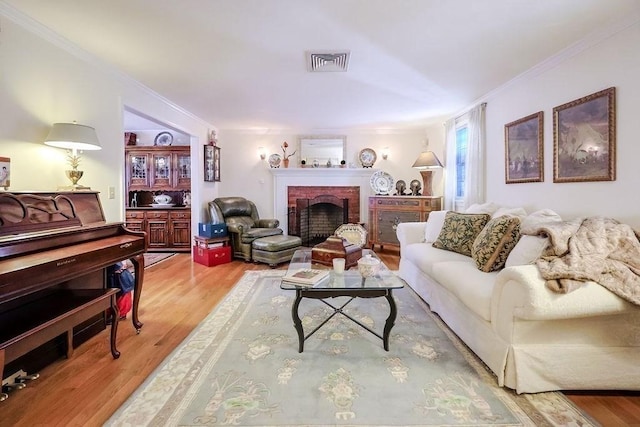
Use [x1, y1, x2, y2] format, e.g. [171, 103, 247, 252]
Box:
[409, 179, 422, 196]
[395, 180, 407, 196]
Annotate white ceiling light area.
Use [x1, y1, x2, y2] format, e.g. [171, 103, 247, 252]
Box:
[5, 0, 640, 131]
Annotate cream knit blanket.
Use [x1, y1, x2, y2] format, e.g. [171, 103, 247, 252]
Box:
[534, 216, 640, 306]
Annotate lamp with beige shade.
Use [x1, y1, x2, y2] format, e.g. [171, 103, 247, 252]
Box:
[411, 151, 442, 196]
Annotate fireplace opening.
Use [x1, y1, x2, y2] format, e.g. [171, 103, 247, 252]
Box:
[290, 196, 348, 246]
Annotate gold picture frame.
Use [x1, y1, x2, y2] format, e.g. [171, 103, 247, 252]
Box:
[505, 111, 543, 184]
[553, 87, 616, 183]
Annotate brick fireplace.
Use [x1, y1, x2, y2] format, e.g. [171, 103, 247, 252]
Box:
[288, 186, 360, 245]
[269, 168, 375, 235]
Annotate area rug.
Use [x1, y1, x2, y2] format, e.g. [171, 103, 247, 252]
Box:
[143, 252, 176, 268]
[107, 271, 597, 427]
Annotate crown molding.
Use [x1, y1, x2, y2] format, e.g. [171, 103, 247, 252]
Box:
[0, 1, 214, 131]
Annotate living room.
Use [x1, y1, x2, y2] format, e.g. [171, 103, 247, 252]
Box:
[1, 1, 640, 425]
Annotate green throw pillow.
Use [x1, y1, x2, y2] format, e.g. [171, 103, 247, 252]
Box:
[472, 216, 521, 272]
[432, 212, 491, 256]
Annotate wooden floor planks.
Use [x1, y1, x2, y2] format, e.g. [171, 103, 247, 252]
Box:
[0, 250, 638, 426]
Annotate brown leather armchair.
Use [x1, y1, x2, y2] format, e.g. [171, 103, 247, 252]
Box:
[208, 197, 282, 261]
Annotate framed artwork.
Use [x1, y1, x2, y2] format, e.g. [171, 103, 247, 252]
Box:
[0, 157, 10, 189]
[553, 87, 616, 183]
[504, 111, 543, 184]
[204, 145, 221, 182]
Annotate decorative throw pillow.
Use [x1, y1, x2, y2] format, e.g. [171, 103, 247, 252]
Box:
[505, 235, 549, 267]
[424, 210, 449, 243]
[432, 212, 491, 256]
[471, 216, 521, 272]
[520, 209, 563, 235]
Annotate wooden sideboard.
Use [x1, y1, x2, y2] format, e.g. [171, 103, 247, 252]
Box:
[368, 195, 442, 250]
[126, 208, 191, 252]
[124, 145, 192, 252]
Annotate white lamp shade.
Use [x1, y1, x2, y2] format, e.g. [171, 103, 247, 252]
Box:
[44, 123, 102, 151]
[412, 151, 442, 169]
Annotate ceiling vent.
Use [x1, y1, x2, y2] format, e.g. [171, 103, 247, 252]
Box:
[306, 51, 350, 72]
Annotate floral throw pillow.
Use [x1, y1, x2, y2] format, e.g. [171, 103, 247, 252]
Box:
[472, 216, 522, 272]
[432, 212, 491, 257]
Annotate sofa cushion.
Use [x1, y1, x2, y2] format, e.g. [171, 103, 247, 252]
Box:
[464, 202, 500, 215]
[423, 210, 449, 243]
[431, 261, 498, 321]
[520, 209, 563, 235]
[472, 216, 521, 272]
[492, 206, 527, 220]
[403, 243, 472, 276]
[240, 227, 283, 243]
[505, 235, 549, 267]
[432, 212, 491, 257]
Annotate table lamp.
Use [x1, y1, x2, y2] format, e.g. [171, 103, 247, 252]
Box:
[44, 122, 102, 190]
[411, 151, 442, 196]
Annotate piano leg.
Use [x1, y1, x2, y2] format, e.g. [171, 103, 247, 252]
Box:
[110, 293, 121, 359]
[130, 253, 145, 334]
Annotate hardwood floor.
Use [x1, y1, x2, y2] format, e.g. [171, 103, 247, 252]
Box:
[1, 250, 639, 426]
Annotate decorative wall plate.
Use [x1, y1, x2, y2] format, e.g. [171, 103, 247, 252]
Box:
[370, 171, 394, 195]
[268, 153, 282, 168]
[359, 148, 377, 168]
[154, 131, 173, 146]
[335, 223, 368, 247]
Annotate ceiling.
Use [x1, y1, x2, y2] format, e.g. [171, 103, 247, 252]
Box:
[5, 0, 639, 131]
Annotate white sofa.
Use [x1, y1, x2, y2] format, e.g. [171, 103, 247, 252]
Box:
[397, 206, 640, 394]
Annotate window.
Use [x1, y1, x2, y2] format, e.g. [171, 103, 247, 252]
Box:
[455, 125, 468, 198]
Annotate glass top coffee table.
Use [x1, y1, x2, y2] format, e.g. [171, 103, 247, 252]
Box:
[280, 248, 405, 352]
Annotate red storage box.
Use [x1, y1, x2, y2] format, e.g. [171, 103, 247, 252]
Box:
[193, 245, 232, 267]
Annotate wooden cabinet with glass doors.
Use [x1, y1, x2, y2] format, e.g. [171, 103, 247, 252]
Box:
[125, 146, 192, 252]
[126, 146, 190, 190]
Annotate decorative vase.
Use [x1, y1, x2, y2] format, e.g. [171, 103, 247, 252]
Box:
[283, 158, 290, 168]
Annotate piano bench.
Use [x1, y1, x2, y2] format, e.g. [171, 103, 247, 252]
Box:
[0, 288, 120, 384]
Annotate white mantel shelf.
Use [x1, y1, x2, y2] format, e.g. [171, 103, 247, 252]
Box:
[269, 167, 380, 177]
[270, 167, 380, 235]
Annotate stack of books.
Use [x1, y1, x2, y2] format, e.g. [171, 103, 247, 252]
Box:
[282, 269, 330, 286]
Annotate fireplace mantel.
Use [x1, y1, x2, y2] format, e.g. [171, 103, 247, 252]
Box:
[270, 168, 379, 235]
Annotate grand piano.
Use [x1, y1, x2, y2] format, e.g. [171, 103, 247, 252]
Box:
[0, 191, 147, 400]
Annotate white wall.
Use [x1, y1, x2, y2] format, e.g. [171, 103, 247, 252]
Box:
[484, 21, 640, 228]
[217, 126, 445, 221]
[0, 12, 218, 231]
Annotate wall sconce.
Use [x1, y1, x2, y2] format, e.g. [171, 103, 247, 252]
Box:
[258, 147, 266, 160]
[411, 151, 443, 196]
[44, 122, 102, 190]
[381, 147, 389, 160]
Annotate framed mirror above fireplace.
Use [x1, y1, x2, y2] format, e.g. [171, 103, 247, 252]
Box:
[298, 135, 346, 165]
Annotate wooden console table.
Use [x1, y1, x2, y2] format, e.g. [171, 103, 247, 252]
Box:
[368, 195, 442, 250]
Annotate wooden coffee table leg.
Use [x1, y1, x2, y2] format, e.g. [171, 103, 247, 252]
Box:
[292, 290, 305, 353]
[383, 291, 398, 351]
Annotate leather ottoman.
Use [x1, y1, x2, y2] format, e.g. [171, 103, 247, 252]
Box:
[252, 235, 302, 267]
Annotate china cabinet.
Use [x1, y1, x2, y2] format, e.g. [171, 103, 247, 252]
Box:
[124, 145, 192, 252]
[126, 146, 191, 190]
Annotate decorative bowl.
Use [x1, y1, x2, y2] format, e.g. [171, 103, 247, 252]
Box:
[357, 254, 381, 278]
[153, 194, 172, 204]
